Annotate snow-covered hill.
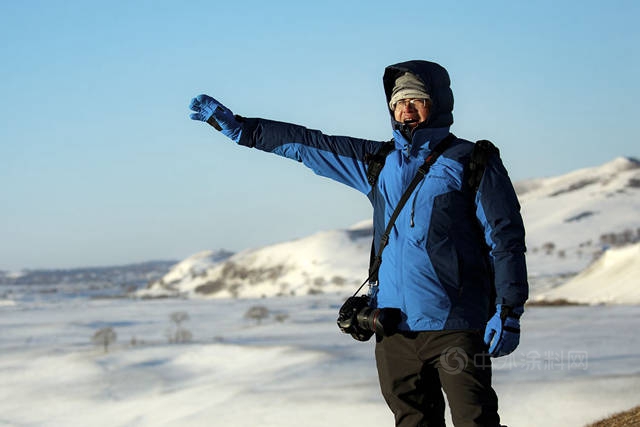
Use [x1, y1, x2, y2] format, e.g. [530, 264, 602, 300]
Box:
[519, 156, 640, 277]
[534, 242, 640, 305]
[140, 157, 640, 303]
[138, 225, 371, 299]
[138, 250, 233, 298]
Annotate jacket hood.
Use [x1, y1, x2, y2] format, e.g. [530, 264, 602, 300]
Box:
[383, 60, 454, 130]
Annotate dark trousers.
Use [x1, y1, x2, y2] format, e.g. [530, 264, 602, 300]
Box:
[375, 330, 500, 427]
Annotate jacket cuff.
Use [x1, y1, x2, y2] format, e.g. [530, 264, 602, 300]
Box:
[497, 304, 524, 319]
[237, 117, 260, 148]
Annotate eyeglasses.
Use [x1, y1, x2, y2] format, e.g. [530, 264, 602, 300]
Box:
[393, 98, 429, 111]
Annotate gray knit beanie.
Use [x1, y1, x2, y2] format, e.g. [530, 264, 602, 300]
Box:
[389, 72, 430, 110]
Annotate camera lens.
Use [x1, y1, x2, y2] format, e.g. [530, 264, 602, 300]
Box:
[337, 296, 401, 341]
[356, 308, 384, 335]
[357, 307, 401, 336]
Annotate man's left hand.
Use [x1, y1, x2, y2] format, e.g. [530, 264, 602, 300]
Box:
[483, 304, 523, 357]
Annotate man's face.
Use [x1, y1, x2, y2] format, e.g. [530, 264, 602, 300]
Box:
[393, 98, 430, 129]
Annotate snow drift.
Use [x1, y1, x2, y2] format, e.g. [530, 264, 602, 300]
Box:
[535, 242, 640, 305]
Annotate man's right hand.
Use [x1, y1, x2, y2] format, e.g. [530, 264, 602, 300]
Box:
[189, 94, 242, 142]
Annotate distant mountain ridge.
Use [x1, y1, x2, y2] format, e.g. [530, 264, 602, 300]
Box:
[0, 260, 177, 287]
[138, 156, 640, 304]
[514, 156, 640, 198]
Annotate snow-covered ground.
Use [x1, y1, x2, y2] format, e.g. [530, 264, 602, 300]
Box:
[1, 293, 639, 427]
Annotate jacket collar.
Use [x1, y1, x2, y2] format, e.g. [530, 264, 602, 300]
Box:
[393, 125, 450, 158]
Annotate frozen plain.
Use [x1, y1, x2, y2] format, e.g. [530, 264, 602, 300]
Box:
[1, 291, 639, 427]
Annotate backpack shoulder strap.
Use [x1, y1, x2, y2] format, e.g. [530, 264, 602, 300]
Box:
[365, 139, 395, 186]
[468, 139, 500, 192]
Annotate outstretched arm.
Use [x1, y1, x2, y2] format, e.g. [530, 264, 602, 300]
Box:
[190, 94, 384, 196]
[238, 117, 384, 195]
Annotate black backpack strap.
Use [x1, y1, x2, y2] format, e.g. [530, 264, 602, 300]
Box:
[466, 139, 500, 318]
[367, 133, 455, 283]
[365, 139, 395, 186]
[468, 139, 499, 192]
[365, 140, 395, 276]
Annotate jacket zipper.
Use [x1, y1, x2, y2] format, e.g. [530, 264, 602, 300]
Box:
[410, 179, 425, 227]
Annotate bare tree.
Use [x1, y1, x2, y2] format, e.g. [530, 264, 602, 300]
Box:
[170, 311, 189, 328]
[245, 305, 270, 325]
[274, 313, 289, 323]
[92, 327, 117, 353]
[168, 311, 192, 343]
[172, 328, 193, 343]
[541, 242, 556, 255]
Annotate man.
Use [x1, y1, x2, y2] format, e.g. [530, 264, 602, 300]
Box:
[189, 60, 528, 427]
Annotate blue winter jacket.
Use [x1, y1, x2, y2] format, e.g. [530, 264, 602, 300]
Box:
[237, 60, 528, 331]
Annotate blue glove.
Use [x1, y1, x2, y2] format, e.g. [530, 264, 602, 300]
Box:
[484, 304, 523, 357]
[189, 94, 242, 142]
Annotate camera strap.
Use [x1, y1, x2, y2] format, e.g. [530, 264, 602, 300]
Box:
[353, 133, 455, 296]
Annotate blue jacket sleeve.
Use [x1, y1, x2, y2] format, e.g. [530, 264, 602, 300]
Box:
[474, 153, 529, 308]
[237, 117, 384, 195]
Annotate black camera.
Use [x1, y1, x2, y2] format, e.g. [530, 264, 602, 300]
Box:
[337, 295, 402, 341]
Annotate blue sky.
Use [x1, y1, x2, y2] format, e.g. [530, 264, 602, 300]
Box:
[1, 1, 639, 270]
